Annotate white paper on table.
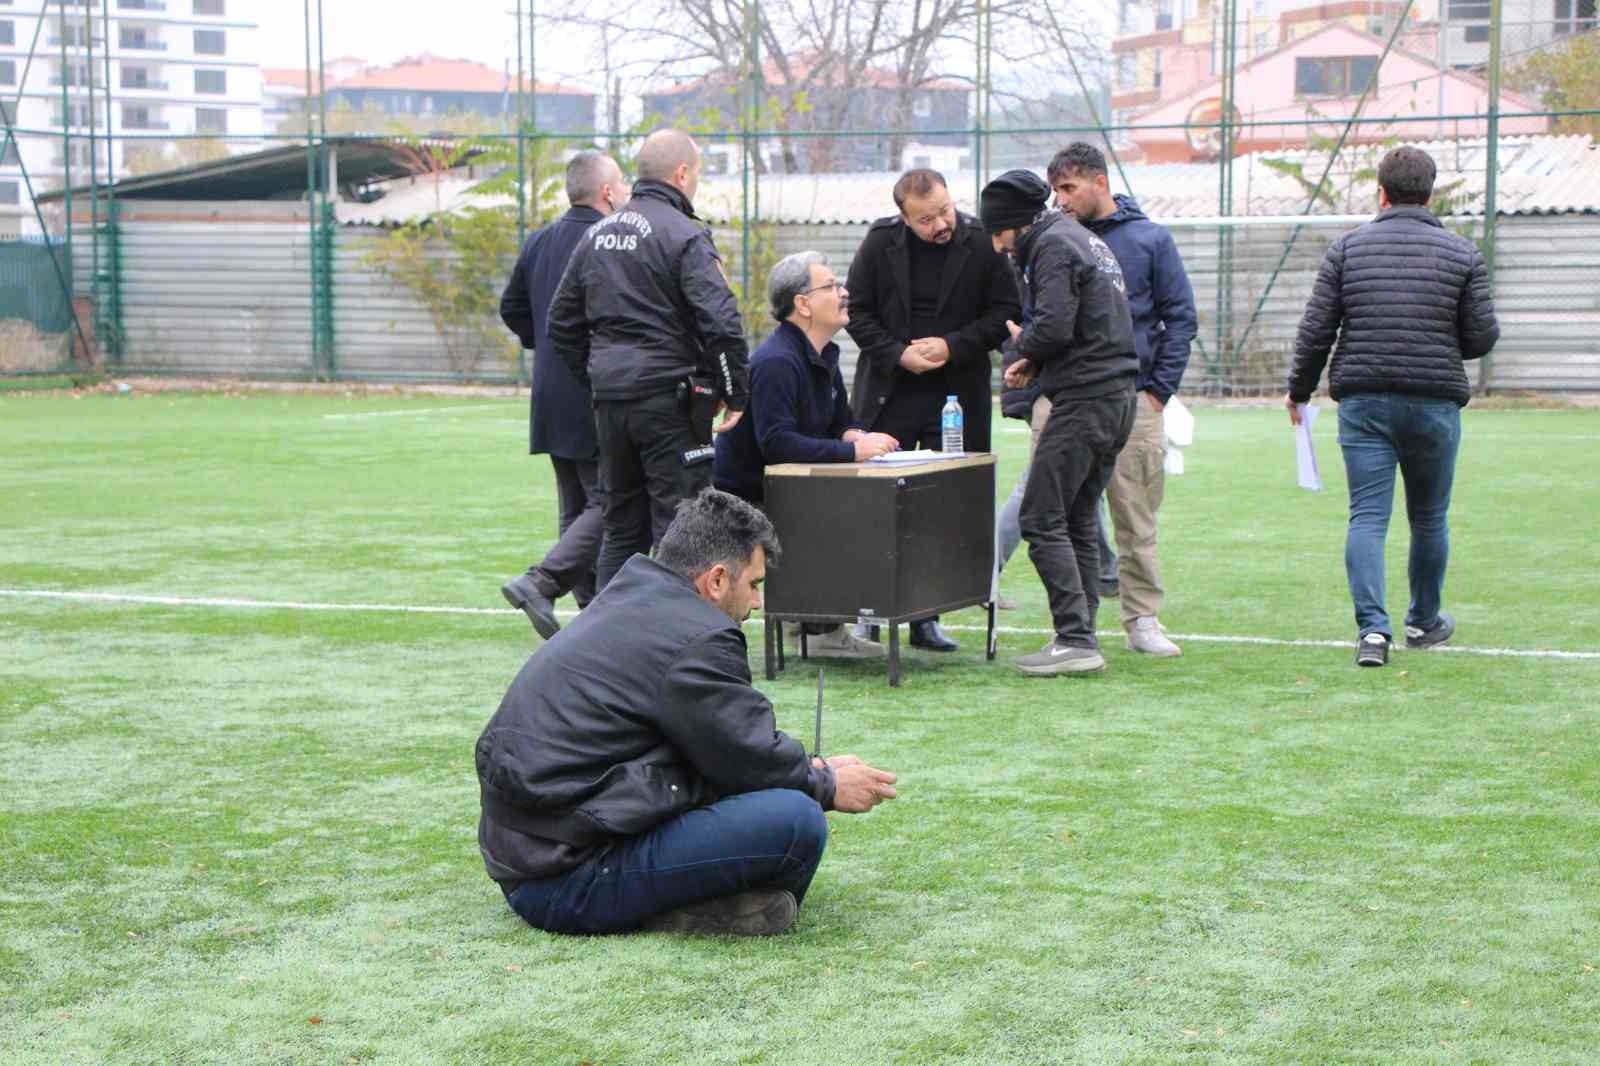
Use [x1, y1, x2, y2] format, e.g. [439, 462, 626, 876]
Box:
[866, 448, 966, 464]
[1295, 403, 1322, 492]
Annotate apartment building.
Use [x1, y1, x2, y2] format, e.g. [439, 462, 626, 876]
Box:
[1, 0, 263, 237]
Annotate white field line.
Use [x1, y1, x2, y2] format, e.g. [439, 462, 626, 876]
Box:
[322, 403, 514, 421]
[4, 588, 1597, 661]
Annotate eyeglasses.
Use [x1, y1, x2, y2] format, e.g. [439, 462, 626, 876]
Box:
[801, 280, 845, 296]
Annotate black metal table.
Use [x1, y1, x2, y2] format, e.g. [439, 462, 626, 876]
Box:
[760, 454, 997, 687]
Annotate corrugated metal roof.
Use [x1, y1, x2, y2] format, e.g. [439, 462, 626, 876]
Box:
[683, 134, 1600, 224]
[329, 133, 1600, 227]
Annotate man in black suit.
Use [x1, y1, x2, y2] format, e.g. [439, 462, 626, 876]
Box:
[846, 168, 1022, 651]
[497, 150, 629, 638]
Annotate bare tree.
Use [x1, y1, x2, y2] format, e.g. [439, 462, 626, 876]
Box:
[536, 0, 1102, 172]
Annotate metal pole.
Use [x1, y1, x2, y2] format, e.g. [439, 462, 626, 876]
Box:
[60, 12, 73, 310]
[1481, 0, 1502, 394]
[982, 0, 993, 185]
[303, 0, 319, 377]
[316, 0, 333, 377]
[529, 0, 538, 133]
[1216, 0, 1237, 388]
[100, 0, 119, 362]
[515, 0, 526, 246]
[973, 0, 984, 202]
[83, 1, 99, 346]
[739, 0, 752, 309]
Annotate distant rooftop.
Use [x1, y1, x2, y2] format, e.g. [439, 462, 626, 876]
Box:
[331, 54, 590, 96]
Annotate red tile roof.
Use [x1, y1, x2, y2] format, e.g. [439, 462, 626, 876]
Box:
[330, 54, 589, 96]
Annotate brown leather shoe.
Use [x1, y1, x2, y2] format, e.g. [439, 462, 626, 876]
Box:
[642, 890, 798, 936]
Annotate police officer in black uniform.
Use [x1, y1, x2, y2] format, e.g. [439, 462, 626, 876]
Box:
[549, 129, 749, 591]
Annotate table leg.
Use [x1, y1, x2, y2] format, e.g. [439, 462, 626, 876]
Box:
[776, 618, 786, 674]
[987, 601, 998, 661]
[764, 615, 777, 680]
[800, 626, 808, 660]
[888, 622, 901, 688]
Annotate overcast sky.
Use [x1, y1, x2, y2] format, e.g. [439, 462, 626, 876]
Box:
[256, 1, 538, 75]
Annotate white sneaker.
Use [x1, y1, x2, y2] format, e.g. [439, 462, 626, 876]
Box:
[1126, 616, 1182, 657]
[794, 624, 886, 660]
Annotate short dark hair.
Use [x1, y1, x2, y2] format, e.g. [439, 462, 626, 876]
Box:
[1378, 146, 1436, 206]
[893, 168, 948, 210]
[565, 150, 614, 206]
[655, 488, 782, 581]
[1047, 142, 1108, 184]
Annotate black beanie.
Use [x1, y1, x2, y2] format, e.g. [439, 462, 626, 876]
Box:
[979, 170, 1050, 233]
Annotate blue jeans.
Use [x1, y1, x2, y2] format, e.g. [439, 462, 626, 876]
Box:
[504, 789, 828, 935]
[1336, 393, 1462, 640]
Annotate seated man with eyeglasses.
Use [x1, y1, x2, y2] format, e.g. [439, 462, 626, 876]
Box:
[713, 251, 899, 659]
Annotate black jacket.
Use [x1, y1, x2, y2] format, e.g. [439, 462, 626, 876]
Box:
[499, 204, 603, 459]
[548, 181, 750, 409]
[1081, 195, 1198, 405]
[713, 321, 860, 503]
[1289, 205, 1499, 407]
[845, 211, 1021, 445]
[475, 555, 836, 885]
[1012, 211, 1138, 400]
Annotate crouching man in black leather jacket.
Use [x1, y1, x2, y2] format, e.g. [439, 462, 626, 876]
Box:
[476, 488, 898, 936]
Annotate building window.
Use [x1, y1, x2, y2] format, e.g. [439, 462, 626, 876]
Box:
[3, 140, 20, 166]
[194, 29, 225, 55]
[122, 104, 161, 129]
[1463, 24, 1490, 41]
[912, 94, 932, 119]
[194, 0, 225, 13]
[0, 20, 14, 47]
[1447, 0, 1490, 16]
[0, 181, 20, 206]
[195, 107, 227, 133]
[1116, 53, 1136, 90]
[55, 102, 94, 127]
[1295, 55, 1379, 97]
[0, 59, 14, 86]
[54, 142, 94, 168]
[195, 69, 226, 94]
[1256, 31, 1271, 56]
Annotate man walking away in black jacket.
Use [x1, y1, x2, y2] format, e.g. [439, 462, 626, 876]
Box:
[982, 170, 1139, 677]
[549, 129, 750, 593]
[477, 489, 898, 936]
[497, 151, 630, 638]
[1287, 145, 1499, 667]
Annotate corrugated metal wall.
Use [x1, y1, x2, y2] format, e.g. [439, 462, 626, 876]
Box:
[80, 214, 1600, 392]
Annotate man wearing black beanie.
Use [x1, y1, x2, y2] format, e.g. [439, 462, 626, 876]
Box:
[980, 169, 1139, 675]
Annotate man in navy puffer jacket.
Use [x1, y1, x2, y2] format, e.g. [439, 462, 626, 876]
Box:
[1287, 145, 1499, 667]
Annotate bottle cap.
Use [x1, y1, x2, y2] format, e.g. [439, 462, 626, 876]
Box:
[946, 395, 957, 403]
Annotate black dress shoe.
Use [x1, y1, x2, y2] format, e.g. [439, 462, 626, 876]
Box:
[501, 574, 560, 639]
[909, 619, 960, 652]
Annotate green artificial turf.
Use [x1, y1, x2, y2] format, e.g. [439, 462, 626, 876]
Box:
[2, 389, 1596, 1064]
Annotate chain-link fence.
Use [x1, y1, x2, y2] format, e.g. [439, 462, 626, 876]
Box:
[3, 1, 1599, 392]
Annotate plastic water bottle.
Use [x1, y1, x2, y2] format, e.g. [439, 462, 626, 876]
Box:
[940, 395, 964, 453]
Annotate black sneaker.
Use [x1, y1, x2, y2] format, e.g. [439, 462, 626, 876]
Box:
[1405, 612, 1455, 650]
[1356, 632, 1390, 667]
[642, 890, 798, 937]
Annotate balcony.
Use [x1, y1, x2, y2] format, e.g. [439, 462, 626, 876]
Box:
[122, 119, 171, 130]
[121, 79, 170, 91]
[118, 0, 169, 9]
[119, 35, 169, 52]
